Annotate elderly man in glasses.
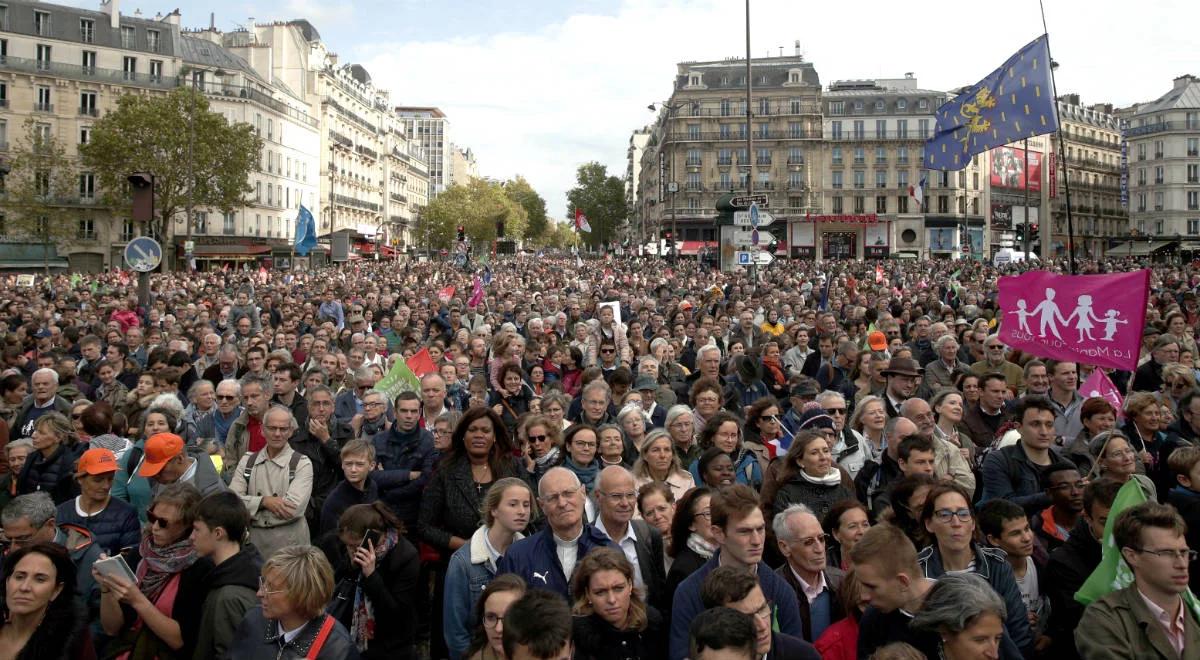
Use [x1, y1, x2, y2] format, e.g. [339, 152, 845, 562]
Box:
[773, 503, 846, 644]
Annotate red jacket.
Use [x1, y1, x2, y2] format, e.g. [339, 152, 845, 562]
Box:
[814, 616, 858, 660]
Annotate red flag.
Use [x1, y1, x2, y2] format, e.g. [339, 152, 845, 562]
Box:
[437, 286, 456, 304]
[575, 208, 592, 233]
[406, 347, 438, 378]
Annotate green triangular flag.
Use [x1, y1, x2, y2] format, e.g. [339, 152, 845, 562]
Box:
[372, 357, 420, 404]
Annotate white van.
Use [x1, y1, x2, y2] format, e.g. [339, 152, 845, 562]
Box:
[993, 248, 1039, 266]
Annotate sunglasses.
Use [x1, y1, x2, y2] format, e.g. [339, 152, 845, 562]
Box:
[216, 394, 238, 401]
[145, 509, 178, 529]
[528, 434, 548, 443]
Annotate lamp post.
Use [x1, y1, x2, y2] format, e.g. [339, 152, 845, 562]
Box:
[649, 101, 687, 262]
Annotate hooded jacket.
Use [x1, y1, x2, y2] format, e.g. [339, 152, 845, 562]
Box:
[194, 545, 264, 660]
[1045, 516, 1103, 660]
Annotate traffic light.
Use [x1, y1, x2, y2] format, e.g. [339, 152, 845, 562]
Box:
[1015, 225, 1025, 243]
[1030, 223, 1039, 235]
[456, 225, 465, 242]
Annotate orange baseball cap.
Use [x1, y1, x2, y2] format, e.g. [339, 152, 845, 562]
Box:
[138, 433, 185, 477]
[76, 448, 119, 477]
[867, 330, 888, 352]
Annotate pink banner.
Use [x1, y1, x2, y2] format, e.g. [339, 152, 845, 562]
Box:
[998, 270, 1149, 372]
[1078, 369, 1124, 420]
[468, 277, 484, 309]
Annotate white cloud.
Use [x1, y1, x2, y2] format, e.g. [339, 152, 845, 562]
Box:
[354, 0, 1200, 223]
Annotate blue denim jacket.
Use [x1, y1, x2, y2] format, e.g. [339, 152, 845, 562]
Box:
[443, 526, 525, 660]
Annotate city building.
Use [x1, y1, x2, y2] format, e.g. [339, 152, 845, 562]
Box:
[395, 106, 451, 196]
[1046, 95, 1126, 259]
[448, 143, 477, 187]
[0, 0, 184, 271]
[819, 76, 985, 260]
[637, 45, 823, 258]
[1117, 74, 1200, 259]
[625, 128, 650, 247]
[984, 134, 1052, 260]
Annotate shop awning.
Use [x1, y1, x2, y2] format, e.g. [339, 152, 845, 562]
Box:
[0, 259, 69, 269]
[679, 240, 718, 255]
[1108, 240, 1176, 256]
[189, 244, 273, 257]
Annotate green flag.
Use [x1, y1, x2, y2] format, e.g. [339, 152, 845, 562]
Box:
[372, 357, 420, 403]
[1075, 478, 1200, 621]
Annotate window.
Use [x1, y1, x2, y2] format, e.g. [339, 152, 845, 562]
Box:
[853, 170, 865, 189]
[0, 82, 5, 108]
[958, 197, 967, 214]
[790, 98, 803, 114]
[789, 196, 802, 208]
[147, 29, 160, 52]
[81, 50, 96, 74]
[876, 171, 887, 188]
[897, 99, 908, 111]
[854, 196, 865, 213]
[121, 26, 135, 49]
[853, 147, 865, 165]
[898, 146, 909, 164]
[77, 218, 95, 240]
[687, 124, 700, 139]
[830, 121, 842, 140]
[1137, 193, 1146, 212]
[898, 171, 909, 188]
[918, 119, 930, 138]
[686, 148, 701, 166]
[194, 212, 208, 234]
[788, 121, 803, 138]
[757, 123, 769, 139]
[876, 196, 888, 213]
[853, 101, 864, 112]
[718, 148, 732, 166]
[34, 171, 50, 197]
[829, 101, 844, 115]
[874, 100, 885, 111]
[737, 123, 747, 139]
[756, 148, 771, 165]
[1189, 164, 1199, 184]
[831, 147, 842, 165]
[686, 172, 701, 190]
[79, 126, 90, 145]
[1190, 191, 1200, 211]
[267, 118, 274, 141]
[79, 173, 95, 200]
[1155, 140, 1164, 159]
[759, 98, 770, 115]
[788, 147, 803, 164]
[853, 120, 864, 139]
[79, 91, 97, 116]
[918, 99, 928, 109]
[1138, 168, 1147, 186]
[757, 171, 770, 188]
[223, 212, 236, 234]
[832, 172, 843, 189]
[938, 195, 949, 213]
[255, 181, 262, 202]
[121, 219, 135, 242]
[35, 123, 50, 144]
[1188, 138, 1199, 157]
[0, 5, 6, 29]
[897, 120, 908, 139]
[719, 172, 732, 189]
[898, 196, 909, 213]
[35, 86, 51, 112]
[720, 99, 731, 117]
[1137, 143, 1146, 160]
[80, 18, 94, 43]
[832, 196, 843, 213]
[0, 119, 6, 149]
[36, 44, 51, 70]
[788, 172, 804, 189]
[1155, 191, 1164, 211]
[1156, 219, 1164, 234]
[123, 57, 136, 81]
[1190, 219, 1200, 235]
[149, 60, 162, 82]
[875, 146, 886, 163]
[876, 120, 887, 139]
[254, 214, 261, 236]
[1155, 166, 1164, 184]
[34, 10, 50, 36]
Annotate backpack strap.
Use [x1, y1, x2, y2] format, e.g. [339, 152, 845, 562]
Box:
[306, 614, 337, 660]
[288, 449, 302, 482]
[242, 450, 262, 482]
[124, 446, 143, 486]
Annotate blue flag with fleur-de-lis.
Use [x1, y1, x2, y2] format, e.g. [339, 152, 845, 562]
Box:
[925, 34, 1059, 171]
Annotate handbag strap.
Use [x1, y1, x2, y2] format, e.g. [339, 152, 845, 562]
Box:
[306, 615, 337, 660]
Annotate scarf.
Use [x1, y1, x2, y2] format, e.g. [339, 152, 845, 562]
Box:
[564, 456, 600, 493]
[351, 528, 400, 651]
[761, 355, 786, 385]
[800, 468, 844, 486]
[136, 528, 199, 603]
[535, 446, 561, 469]
[686, 533, 716, 559]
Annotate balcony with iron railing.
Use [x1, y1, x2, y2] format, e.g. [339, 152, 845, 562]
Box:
[78, 106, 99, 117]
[686, 157, 702, 166]
[356, 144, 379, 160]
[826, 130, 929, 142]
[669, 130, 821, 142]
[1, 55, 177, 90]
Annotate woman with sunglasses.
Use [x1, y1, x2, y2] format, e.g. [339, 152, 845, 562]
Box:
[95, 482, 212, 658]
[917, 482, 1034, 657]
[444, 477, 536, 660]
[745, 397, 788, 477]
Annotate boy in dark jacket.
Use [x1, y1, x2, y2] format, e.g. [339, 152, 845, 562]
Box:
[1166, 446, 1200, 594]
[192, 490, 265, 660]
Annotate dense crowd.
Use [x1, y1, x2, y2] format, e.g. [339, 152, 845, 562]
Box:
[0, 253, 1197, 660]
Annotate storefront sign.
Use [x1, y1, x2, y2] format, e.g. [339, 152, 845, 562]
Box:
[790, 246, 816, 259]
[864, 245, 890, 258]
[802, 213, 880, 224]
[990, 203, 1013, 230]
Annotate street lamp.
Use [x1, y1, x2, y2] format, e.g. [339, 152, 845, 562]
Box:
[649, 101, 687, 262]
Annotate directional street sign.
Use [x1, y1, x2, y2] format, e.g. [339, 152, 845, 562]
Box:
[736, 251, 775, 266]
[731, 229, 775, 246]
[124, 236, 162, 272]
[730, 194, 769, 208]
[733, 210, 775, 227]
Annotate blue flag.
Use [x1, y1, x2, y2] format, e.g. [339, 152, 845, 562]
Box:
[294, 205, 317, 256]
[925, 34, 1059, 171]
[817, 278, 830, 312]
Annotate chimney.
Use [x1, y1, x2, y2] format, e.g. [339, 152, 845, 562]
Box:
[101, 0, 120, 28]
[163, 9, 181, 26]
[794, 40, 801, 56]
[1174, 74, 1198, 90]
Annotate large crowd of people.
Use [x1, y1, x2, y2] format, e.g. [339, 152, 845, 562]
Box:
[0, 252, 1197, 660]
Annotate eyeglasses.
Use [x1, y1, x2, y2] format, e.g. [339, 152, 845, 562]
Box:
[145, 509, 178, 529]
[693, 510, 712, 519]
[751, 601, 774, 622]
[528, 434, 548, 443]
[571, 441, 597, 449]
[824, 408, 846, 415]
[483, 612, 504, 629]
[795, 534, 829, 548]
[258, 576, 285, 595]
[932, 508, 973, 524]
[600, 348, 616, 354]
[1131, 547, 1199, 562]
[540, 484, 583, 505]
[599, 491, 637, 502]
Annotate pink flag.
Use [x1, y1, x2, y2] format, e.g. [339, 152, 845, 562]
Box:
[1078, 369, 1125, 420]
[997, 269, 1149, 372]
[468, 276, 484, 309]
[437, 286, 456, 304]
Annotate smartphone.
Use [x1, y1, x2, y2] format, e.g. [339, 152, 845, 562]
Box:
[360, 529, 381, 549]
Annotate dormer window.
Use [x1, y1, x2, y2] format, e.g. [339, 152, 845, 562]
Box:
[790, 72, 801, 83]
[689, 74, 701, 87]
[875, 100, 885, 111]
[897, 99, 907, 110]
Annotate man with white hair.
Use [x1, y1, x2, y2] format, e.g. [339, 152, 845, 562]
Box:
[497, 466, 612, 599]
[773, 504, 846, 643]
[230, 405, 313, 559]
[12, 368, 71, 438]
[594, 466, 667, 609]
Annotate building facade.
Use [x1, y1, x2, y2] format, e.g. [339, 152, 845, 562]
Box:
[1120, 75, 1200, 257]
[448, 143, 477, 187]
[625, 128, 650, 248]
[395, 107, 451, 197]
[1047, 95, 1126, 258]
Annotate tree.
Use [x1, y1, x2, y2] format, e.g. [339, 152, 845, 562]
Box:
[417, 178, 528, 250]
[4, 118, 79, 274]
[504, 176, 549, 242]
[565, 162, 626, 250]
[80, 87, 261, 258]
[541, 221, 581, 250]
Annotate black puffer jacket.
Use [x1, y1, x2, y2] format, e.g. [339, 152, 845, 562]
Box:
[17, 444, 79, 504]
[225, 607, 360, 660]
[0, 596, 92, 659]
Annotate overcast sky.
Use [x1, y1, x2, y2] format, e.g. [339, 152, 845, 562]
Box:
[70, 0, 1200, 224]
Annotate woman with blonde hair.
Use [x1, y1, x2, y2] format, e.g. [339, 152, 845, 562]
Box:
[631, 430, 695, 501]
[570, 547, 666, 659]
[227, 544, 357, 659]
[17, 412, 79, 504]
[519, 415, 563, 485]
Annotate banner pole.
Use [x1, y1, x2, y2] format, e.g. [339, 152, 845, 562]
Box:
[1039, 2, 1076, 274]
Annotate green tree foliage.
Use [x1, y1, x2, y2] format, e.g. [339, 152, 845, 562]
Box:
[3, 118, 79, 274]
[504, 176, 549, 241]
[80, 87, 262, 247]
[540, 221, 581, 250]
[417, 178, 528, 250]
[565, 162, 627, 250]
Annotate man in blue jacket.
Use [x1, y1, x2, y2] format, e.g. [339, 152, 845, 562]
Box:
[497, 466, 611, 599]
[669, 484, 803, 660]
[372, 391, 435, 537]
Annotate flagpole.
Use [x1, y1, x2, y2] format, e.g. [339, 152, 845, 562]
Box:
[1038, 1, 1077, 274]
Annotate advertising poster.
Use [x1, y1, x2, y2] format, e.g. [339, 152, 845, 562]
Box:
[790, 223, 815, 259]
[990, 146, 1042, 191]
[865, 223, 889, 258]
[929, 228, 957, 252]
